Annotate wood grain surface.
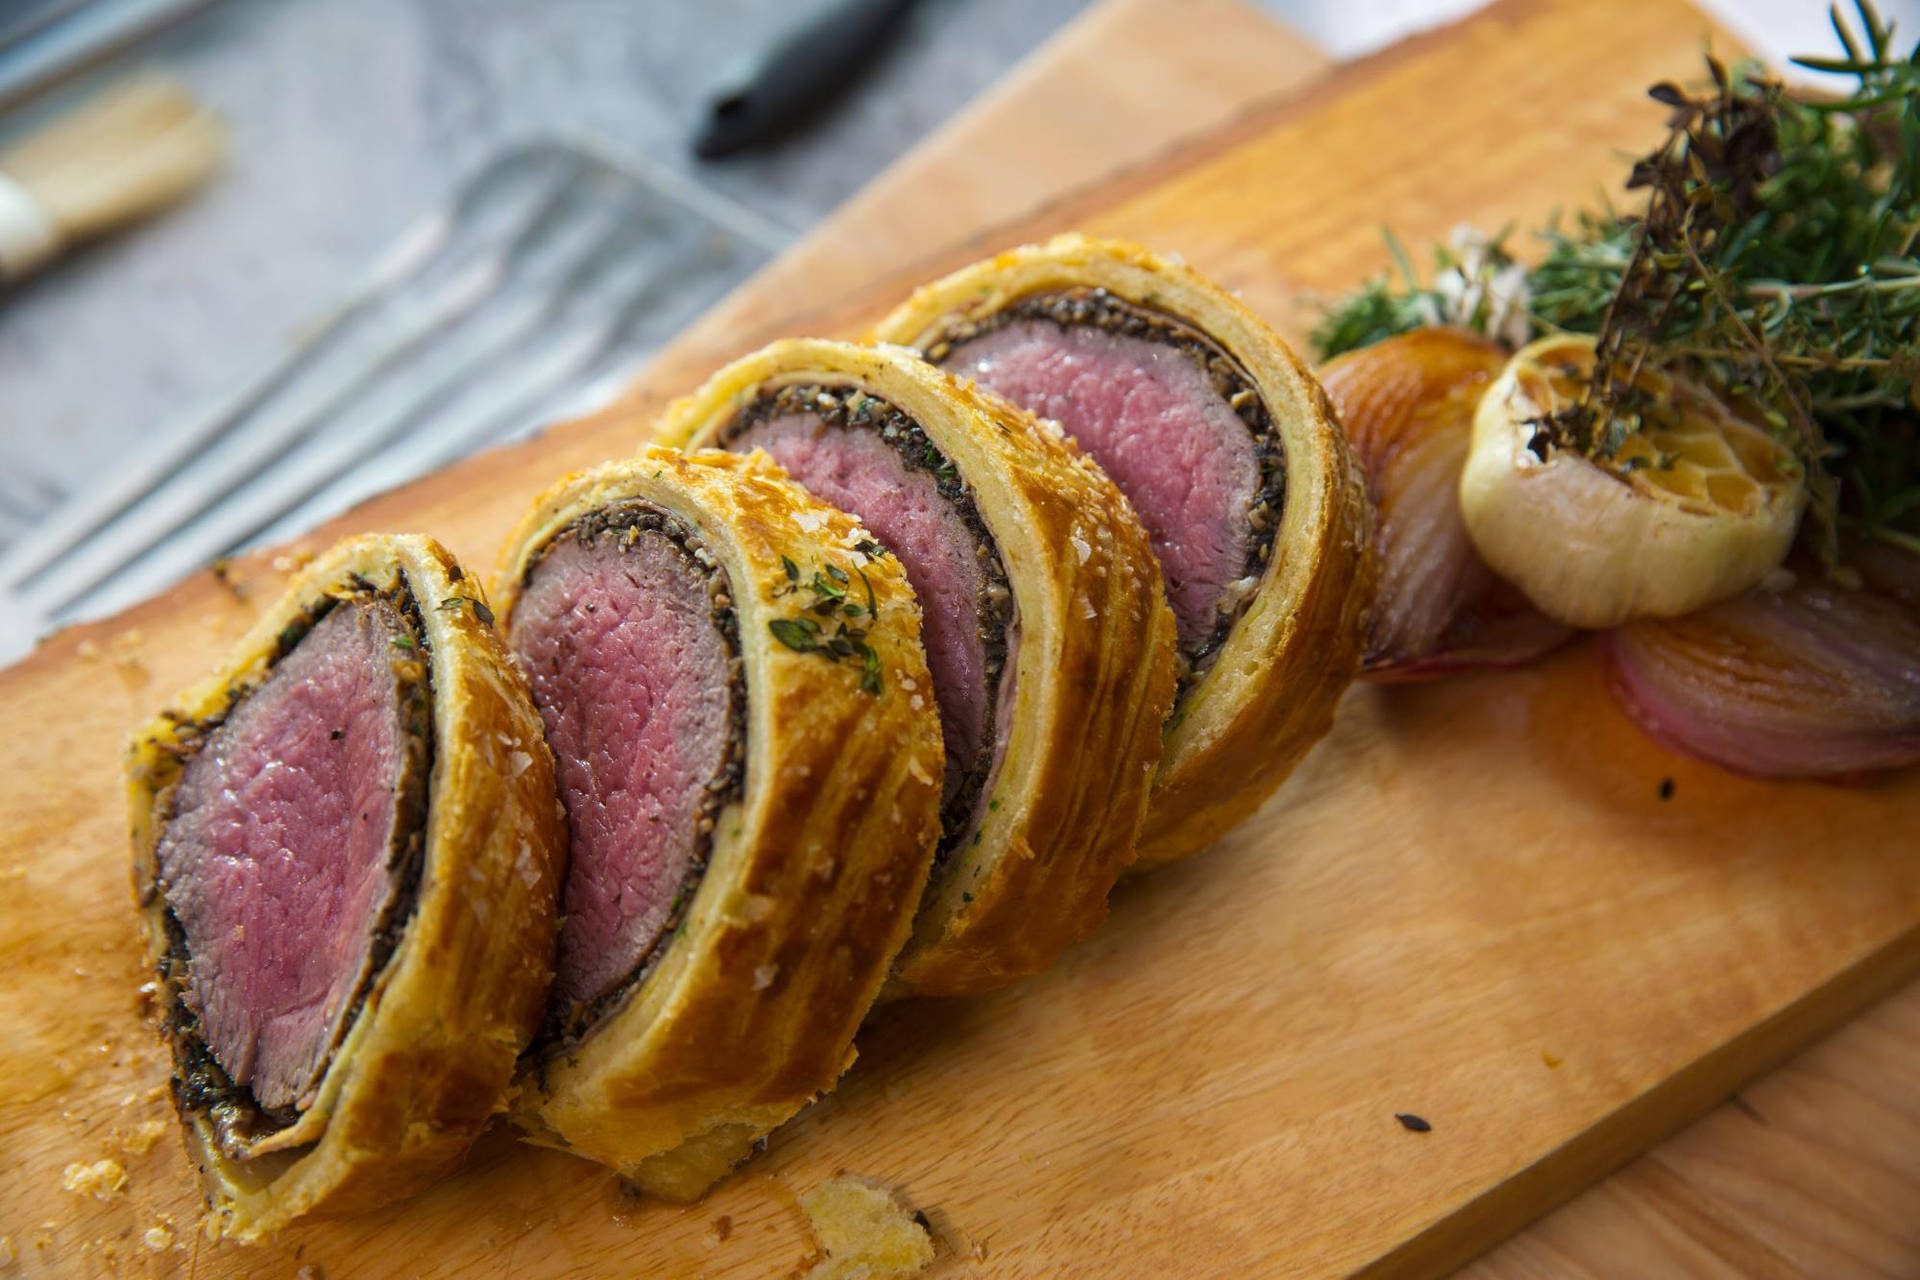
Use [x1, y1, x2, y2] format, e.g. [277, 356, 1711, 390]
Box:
[1, 0, 1915, 1276]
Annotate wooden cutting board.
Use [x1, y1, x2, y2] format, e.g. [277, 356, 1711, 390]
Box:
[2, 0, 1916, 1276]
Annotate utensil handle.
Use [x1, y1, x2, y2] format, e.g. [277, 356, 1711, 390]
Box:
[692, 0, 919, 159]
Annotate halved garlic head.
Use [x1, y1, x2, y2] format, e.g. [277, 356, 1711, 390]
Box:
[1459, 333, 1806, 629]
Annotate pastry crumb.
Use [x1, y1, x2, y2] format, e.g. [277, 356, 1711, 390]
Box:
[141, 1219, 174, 1252]
[62, 1159, 128, 1201]
[0, 1235, 16, 1264]
[800, 1176, 935, 1279]
[118, 1118, 170, 1156]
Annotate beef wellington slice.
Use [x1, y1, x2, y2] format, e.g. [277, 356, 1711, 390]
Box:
[875, 235, 1375, 866]
[126, 534, 566, 1240]
[657, 339, 1178, 997]
[495, 447, 943, 1199]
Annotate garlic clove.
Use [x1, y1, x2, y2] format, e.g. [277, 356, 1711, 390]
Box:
[1320, 328, 1571, 678]
[1458, 333, 1806, 629]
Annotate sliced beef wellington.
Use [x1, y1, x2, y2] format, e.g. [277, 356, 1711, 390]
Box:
[126, 534, 565, 1241]
[874, 234, 1374, 866]
[656, 339, 1178, 997]
[495, 447, 943, 1200]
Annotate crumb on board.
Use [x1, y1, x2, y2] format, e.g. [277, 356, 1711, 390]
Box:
[1541, 1050, 1564, 1069]
[799, 1177, 936, 1280]
[1394, 1113, 1432, 1134]
[118, 1118, 170, 1157]
[141, 1218, 175, 1252]
[61, 1159, 128, 1201]
[0, 1235, 15, 1265]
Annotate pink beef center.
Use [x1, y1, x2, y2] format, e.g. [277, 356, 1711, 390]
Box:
[944, 318, 1259, 647]
[730, 413, 990, 794]
[510, 527, 734, 1014]
[157, 599, 416, 1114]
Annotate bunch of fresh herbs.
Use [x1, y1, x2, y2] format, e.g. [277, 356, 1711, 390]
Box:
[1312, 1, 1920, 555]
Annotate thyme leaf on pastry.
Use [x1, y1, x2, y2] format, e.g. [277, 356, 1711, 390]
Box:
[436, 595, 495, 626]
[768, 559, 885, 694]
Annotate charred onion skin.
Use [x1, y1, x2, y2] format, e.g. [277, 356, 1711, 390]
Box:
[126, 535, 565, 1241]
[875, 235, 1374, 866]
[496, 448, 943, 1199]
[1606, 543, 1920, 779]
[1318, 328, 1570, 679]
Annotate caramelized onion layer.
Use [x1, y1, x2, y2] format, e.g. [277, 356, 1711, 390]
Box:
[1606, 542, 1920, 777]
[1319, 328, 1570, 680]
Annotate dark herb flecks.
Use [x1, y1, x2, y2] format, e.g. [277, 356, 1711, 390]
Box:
[522, 500, 747, 1049]
[926, 285, 1288, 690]
[437, 595, 496, 626]
[153, 583, 433, 1152]
[722, 384, 1013, 853]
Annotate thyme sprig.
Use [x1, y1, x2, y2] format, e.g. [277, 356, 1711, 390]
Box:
[1313, 0, 1920, 556]
[769, 554, 884, 694]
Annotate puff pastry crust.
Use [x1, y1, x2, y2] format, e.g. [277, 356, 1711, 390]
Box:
[874, 235, 1375, 866]
[126, 534, 566, 1241]
[655, 340, 1178, 996]
[494, 447, 943, 1198]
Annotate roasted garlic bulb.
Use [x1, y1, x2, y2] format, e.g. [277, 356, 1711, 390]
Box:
[1459, 333, 1805, 628]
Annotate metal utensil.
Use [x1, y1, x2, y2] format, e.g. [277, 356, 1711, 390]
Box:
[0, 138, 786, 664]
[693, 0, 920, 158]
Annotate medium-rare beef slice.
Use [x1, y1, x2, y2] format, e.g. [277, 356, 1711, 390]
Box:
[155, 594, 430, 1121]
[936, 288, 1286, 677]
[720, 384, 1013, 849]
[509, 502, 746, 1040]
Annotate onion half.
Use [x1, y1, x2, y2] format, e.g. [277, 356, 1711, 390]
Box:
[1319, 328, 1571, 680]
[1605, 542, 1920, 777]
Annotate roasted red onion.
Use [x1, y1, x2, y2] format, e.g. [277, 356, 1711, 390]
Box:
[1605, 541, 1920, 777]
[1319, 328, 1571, 680]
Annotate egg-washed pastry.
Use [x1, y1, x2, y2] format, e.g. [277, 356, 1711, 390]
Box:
[495, 448, 943, 1199]
[656, 340, 1177, 996]
[126, 534, 565, 1241]
[875, 235, 1374, 866]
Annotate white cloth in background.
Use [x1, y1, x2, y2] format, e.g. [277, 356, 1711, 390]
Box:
[1262, 0, 1920, 77]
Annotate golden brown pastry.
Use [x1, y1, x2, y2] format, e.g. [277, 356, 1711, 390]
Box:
[494, 447, 943, 1198]
[125, 534, 565, 1241]
[654, 340, 1177, 996]
[874, 234, 1374, 866]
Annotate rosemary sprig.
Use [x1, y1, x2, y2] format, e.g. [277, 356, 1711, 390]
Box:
[1313, 0, 1920, 556]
